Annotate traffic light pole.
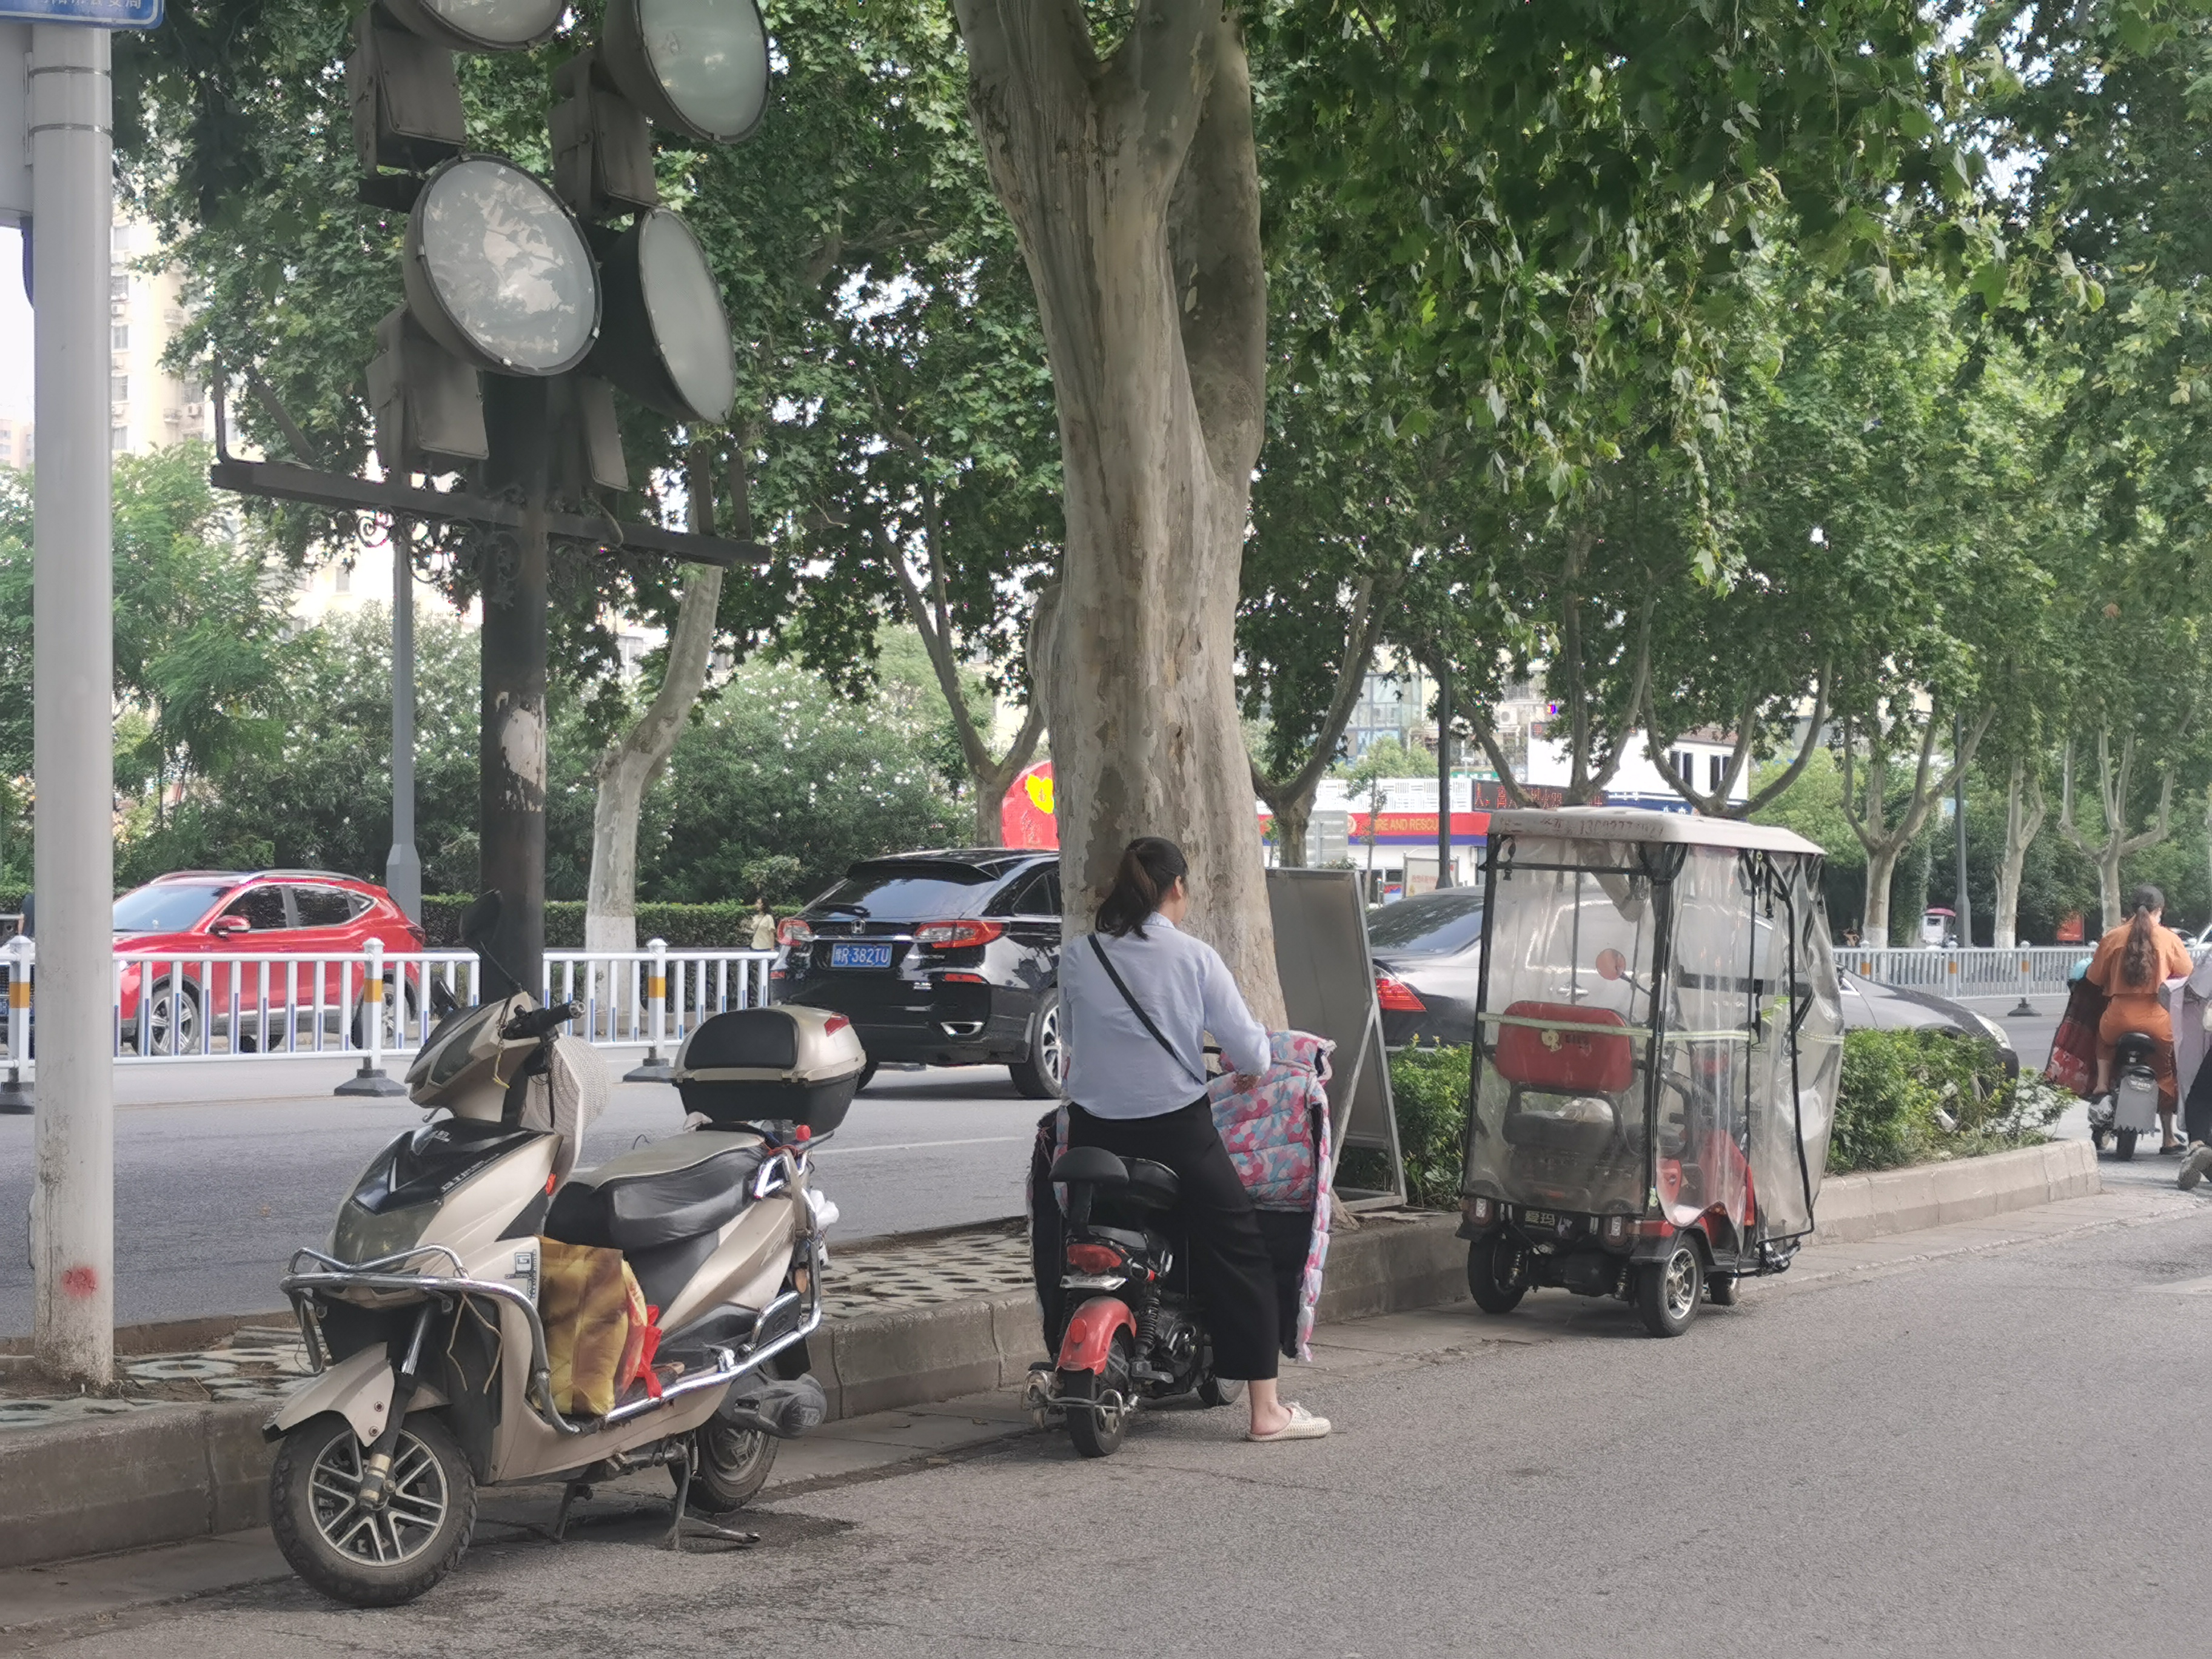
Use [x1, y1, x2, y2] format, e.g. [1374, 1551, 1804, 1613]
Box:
[28, 21, 115, 1386]
[386, 525, 422, 925]
[478, 377, 551, 1000]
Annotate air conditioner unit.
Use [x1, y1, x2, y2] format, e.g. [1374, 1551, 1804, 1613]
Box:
[1495, 708, 1520, 728]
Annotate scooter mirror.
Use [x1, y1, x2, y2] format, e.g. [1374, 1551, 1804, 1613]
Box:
[1595, 947, 1627, 982]
[459, 890, 503, 951]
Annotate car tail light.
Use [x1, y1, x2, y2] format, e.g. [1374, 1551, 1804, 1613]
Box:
[938, 971, 985, 984]
[1375, 970, 1426, 1012]
[913, 919, 1004, 948]
[779, 917, 814, 947]
[1066, 1243, 1123, 1273]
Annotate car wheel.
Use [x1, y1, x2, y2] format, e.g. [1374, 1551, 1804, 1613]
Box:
[1009, 990, 1064, 1100]
[144, 979, 199, 1056]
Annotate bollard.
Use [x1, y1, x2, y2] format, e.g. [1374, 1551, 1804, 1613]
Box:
[625, 937, 675, 1081]
[335, 938, 408, 1097]
[0, 935, 32, 1113]
[2009, 951, 2037, 1018]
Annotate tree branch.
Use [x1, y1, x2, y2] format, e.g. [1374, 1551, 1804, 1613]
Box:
[1740, 667, 1832, 817]
[874, 520, 991, 778]
[1465, 709, 1536, 808]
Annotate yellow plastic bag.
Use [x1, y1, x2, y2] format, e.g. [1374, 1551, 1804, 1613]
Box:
[538, 1237, 648, 1418]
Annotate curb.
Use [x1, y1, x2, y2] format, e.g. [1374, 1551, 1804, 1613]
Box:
[0, 1145, 2096, 1571]
[1809, 1138, 2101, 1244]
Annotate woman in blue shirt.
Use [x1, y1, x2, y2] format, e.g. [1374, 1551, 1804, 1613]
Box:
[1059, 836, 1330, 1444]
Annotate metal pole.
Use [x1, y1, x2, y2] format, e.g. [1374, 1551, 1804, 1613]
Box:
[28, 22, 113, 1384]
[1954, 710, 1972, 947]
[1434, 662, 1453, 890]
[479, 377, 548, 999]
[386, 521, 421, 924]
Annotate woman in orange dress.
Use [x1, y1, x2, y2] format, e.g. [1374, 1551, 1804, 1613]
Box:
[2087, 882, 2197, 1153]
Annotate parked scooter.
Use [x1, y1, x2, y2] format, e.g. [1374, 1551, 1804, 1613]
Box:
[263, 893, 859, 1606]
[1023, 1146, 1243, 1458]
[2087, 1029, 2163, 1161]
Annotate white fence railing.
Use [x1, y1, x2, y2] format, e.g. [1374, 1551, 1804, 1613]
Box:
[0, 935, 777, 1092]
[1840, 943, 2212, 999]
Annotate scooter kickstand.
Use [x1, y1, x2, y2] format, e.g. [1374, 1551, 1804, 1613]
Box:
[666, 1447, 760, 1553]
[552, 1481, 592, 1543]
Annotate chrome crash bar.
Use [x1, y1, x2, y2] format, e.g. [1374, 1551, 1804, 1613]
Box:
[280, 1230, 828, 1438]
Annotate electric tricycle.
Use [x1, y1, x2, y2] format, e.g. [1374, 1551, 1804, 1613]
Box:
[1457, 808, 1843, 1337]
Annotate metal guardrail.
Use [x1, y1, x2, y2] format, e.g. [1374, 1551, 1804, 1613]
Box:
[1839, 943, 2211, 998]
[0, 934, 777, 1090]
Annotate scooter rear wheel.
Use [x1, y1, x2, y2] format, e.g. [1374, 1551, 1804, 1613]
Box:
[1066, 1332, 1133, 1458]
[271, 1411, 475, 1607]
[677, 1421, 778, 1513]
[1198, 1372, 1244, 1408]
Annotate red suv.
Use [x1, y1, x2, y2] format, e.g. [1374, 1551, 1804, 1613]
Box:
[112, 870, 426, 1054]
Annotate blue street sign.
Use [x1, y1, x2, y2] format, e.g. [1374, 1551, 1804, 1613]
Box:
[0, 0, 161, 24]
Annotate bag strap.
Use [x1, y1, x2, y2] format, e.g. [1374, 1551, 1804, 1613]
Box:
[1087, 934, 1207, 1088]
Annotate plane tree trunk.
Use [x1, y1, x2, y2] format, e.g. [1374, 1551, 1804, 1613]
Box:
[2059, 725, 2176, 931]
[1249, 577, 1385, 869]
[1990, 754, 2046, 950]
[953, 0, 1282, 1020]
[1840, 702, 1993, 942]
[583, 446, 734, 965]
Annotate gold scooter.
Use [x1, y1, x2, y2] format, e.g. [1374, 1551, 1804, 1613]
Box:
[264, 893, 859, 1606]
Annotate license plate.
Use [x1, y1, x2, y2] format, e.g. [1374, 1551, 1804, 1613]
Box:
[1520, 1208, 1557, 1227]
[828, 942, 894, 970]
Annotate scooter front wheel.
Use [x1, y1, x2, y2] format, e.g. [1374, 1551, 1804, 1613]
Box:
[270, 1412, 475, 1607]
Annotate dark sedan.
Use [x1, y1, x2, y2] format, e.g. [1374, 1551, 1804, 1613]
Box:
[1370, 891, 2020, 1073]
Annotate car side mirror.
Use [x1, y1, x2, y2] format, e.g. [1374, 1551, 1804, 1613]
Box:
[210, 915, 251, 937]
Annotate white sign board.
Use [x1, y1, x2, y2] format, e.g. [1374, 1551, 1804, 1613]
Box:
[0, 2, 161, 23]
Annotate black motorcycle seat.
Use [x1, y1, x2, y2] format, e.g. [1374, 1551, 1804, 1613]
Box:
[1050, 1147, 1179, 1210]
[1050, 1146, 1128, 1186]
[2113, 1031, 2160, 1065]
[545, 1142, 764, 1253]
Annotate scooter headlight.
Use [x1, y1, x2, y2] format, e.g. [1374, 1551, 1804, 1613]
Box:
[332, 1198, 436, 1265]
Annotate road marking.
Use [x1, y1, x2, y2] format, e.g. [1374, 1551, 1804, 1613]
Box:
[2140, 1272, 2212, 1295]
[813, 1134, 1031, 1158]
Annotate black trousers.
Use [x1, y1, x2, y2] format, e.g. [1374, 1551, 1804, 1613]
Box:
[1065, 1096, 1280, 1382]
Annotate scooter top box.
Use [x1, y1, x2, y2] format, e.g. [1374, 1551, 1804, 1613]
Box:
[673, 1006, 865, 1132]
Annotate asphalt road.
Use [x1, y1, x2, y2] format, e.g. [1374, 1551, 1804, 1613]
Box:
[0, 1058, 1045, 1336]
[36, 1162, 2212, 1657]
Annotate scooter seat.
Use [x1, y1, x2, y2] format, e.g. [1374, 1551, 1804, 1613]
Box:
[546, 1132, 765, 1253]
[1048, 1147, 1179, 1210]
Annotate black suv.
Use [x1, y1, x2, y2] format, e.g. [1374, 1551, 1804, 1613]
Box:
[773, 849, 1065, 1098]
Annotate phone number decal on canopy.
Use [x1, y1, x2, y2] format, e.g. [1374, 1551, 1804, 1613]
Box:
[0, 0, 163, 25]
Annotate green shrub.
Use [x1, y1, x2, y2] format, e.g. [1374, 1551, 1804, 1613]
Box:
[1337, 1045, 1473, 1209]
[418, 896, 771, 950]
[1828, 1028, 2062, 1173]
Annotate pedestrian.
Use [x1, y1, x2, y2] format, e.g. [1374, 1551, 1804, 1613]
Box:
[1056, 836, 1330, 1443]
[1843, 927, 1861, 948]
[2087, 882, 2195, 1154]
[748, 899, 777, 953]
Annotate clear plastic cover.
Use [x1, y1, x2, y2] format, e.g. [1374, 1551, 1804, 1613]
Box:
[1464, 833, 1838, 1245]
[1463, 840, 1662, 1216]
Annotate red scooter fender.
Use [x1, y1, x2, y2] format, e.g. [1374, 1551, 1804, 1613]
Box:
[1056, 1296, 1138, 1374]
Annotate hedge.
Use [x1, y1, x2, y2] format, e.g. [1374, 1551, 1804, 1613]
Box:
[1339, 1027, 2066, 1207]
[1829, 1027, 2066, 1171]
[417, 896, 770, 950]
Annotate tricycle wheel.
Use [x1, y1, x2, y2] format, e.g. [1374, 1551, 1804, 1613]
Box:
[1706, 1272, 1740, 1307]
[1467, 1233, 1529, 1316]
[1636, 1237, 1704, 1338]
[1066, 1332, 1132, 1459]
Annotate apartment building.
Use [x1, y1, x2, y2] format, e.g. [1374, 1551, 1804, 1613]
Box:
[109, 215, 212, 458]
[0, 415, 27, 472]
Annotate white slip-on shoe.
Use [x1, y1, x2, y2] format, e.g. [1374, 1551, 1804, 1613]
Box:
[2179, 1144, 2212, 1192]
[1247, 1402, 1332, 1443]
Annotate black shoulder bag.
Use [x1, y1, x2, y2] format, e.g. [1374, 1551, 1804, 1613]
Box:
[1087, 934, 1208, 1088]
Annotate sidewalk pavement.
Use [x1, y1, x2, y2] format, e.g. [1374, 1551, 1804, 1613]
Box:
[5, 1174, 2200, 1652]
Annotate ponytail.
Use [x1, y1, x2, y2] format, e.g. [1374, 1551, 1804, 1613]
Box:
[1095, 836, 1188, 939]
[2122, 882, 2165, 986]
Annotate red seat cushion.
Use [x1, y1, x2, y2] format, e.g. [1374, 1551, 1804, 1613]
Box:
[1493, 1000, 1635, 1094]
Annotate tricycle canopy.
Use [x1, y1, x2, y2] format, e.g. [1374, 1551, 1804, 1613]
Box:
[1461, 809, 1843, 1248]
